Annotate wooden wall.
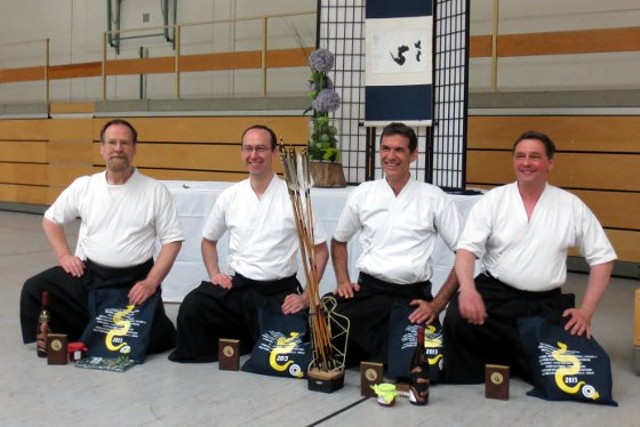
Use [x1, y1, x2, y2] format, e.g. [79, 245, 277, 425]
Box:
[0, 114, 308, 206]
[467, 115, 640, 263]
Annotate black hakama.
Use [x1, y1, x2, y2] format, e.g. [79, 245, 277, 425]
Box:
[330, 272, 433, 366]
[442, 273, 575, 384]
[168, 273, 301, 363]
[20, 259, 176, 354]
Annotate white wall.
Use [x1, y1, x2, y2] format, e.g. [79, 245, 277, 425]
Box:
[0, 0, 639, 103]
[469, 0, 640, 92]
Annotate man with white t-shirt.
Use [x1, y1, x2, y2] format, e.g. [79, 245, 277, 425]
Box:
[330, 122, 461, 366]
[20, 119, 183, 354]
[169, 124, 329, 362]
[443, 130, 616, 384]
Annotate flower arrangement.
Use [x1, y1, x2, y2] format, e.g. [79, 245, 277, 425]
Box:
[306, 48, 341, 162]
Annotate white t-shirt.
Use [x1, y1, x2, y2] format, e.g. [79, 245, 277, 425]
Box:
[45, 169, 184, 268]
[202, 175, 326, 281]
[457, 182, 617, 291]
[333, 178, 461, 284]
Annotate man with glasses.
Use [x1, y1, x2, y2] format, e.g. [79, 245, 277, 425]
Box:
[169, 124, 329, 362]
[20, 119, 183, 355]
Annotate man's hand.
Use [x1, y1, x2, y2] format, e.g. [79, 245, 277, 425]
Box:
[59, 254, 85, 278]
[282, 293, 308, 314]
[458, 286, 488, 325]
[334, 281, 360, 299]
[210, 273, 233, 289]
[562, 307, 594, 338]
[408, 299, 439, 325]
[128, 278, 157, 306]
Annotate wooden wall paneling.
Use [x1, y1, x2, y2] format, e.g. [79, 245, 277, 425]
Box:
[95, 117, 309, 144]
[47, 119, 95, 140]
[132, 143, 246, 172]
[49, 103, 96, 114]
[466, 151, 514, 185]
[48, 62, 102, 80]
[0, 66, 45, 83]
[469, 35, 492, 58]
[466, 151, 640, 191]
[552, 153, 640, 192]
[0, 164, 47, 185]
[180, 51, 261, 72]
[0, 119, 48, 141]
[498, 27, 640, 58]
[46, 141, 94, 164]
[140, 168, 248, 183]
[469, 26, 640, 58]
[91, 142, 285, 175]
[47, 165, 96, 188]
[0, 184, 48, 205]
[607, 229, 640, 263]
[105, 57, 175, 76]
[572, 190, 640, 231]
[468, 116, 640, 153]
[265, 47, 313, 68]
[0, 141, 47, 163]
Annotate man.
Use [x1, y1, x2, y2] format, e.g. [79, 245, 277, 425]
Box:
[168, 124, 328, 362]
[21, 119, 183, 354]
[443, 130, 617, 384]
[331, 122, 461, 365]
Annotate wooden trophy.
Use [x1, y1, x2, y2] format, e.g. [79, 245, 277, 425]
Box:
[218, 338, 240, 371]
[47, 334, 68, 365]
[360, 362, 384, 397]
[485, 364, 510, 400]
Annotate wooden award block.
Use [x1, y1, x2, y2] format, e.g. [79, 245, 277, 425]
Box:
[47, 334, 68, 365]
[218, 338, 240, 371]
[360, 361, 384, 397]
[485, 364, 509, 400]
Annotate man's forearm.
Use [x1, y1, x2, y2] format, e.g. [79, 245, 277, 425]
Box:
[430, 267, 459, 312]
[146, 241, 182, 288]
[331, 238, 351, 283]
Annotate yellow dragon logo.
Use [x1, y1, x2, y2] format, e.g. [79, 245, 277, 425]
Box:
[268, 332, 303, 378]
[425, 324, 444, 366]
[552, 341, 600, 400]
[105, 305, 135, 353]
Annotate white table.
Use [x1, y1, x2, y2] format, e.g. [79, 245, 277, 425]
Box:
[160, 180, 482, 302]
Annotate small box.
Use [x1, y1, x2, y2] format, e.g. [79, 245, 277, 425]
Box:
[485, 364, 510, 400]
[360, 361, 384, 397]
[47, 334, 68, 365]
[308, 368, 345, 394]
[218, 338, 240, 371]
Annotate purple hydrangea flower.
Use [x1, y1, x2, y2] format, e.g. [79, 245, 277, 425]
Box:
[312, 88, 341, 113]
[309, 48, 335, 73]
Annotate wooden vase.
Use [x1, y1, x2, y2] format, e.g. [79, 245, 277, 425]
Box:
[309, 161, 347, 188]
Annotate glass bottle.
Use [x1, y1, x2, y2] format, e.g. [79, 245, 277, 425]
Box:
[409, 326, 430, 405]
[36, 291, 51, 358]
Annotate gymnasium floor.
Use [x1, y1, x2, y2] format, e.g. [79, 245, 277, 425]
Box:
[1, 210, 638, 426]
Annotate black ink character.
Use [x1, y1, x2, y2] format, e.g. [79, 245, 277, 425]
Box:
[414, 40, 422, 62]
[390, 45, 410, 66]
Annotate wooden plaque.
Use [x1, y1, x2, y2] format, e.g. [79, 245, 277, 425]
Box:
[485, 364, 510, 400]
[218, 338, 240, 371]
[360, 361, 384, 397]
[47, 334, 68, 365]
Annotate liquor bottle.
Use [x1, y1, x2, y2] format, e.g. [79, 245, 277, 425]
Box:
[36, 291, 51, 358]
[409, 326, 430, 405]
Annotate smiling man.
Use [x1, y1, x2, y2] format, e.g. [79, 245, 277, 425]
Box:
[329, 122, 461, 368]
[442, 130, 617, 384]
[169, 124, 328, 363]
[20, 119, 183, 355]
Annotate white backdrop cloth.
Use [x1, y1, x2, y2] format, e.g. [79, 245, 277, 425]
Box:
[158, 181, 482, 302]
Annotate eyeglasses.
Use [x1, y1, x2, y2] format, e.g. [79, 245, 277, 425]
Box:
[241, 145, 272, 153]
